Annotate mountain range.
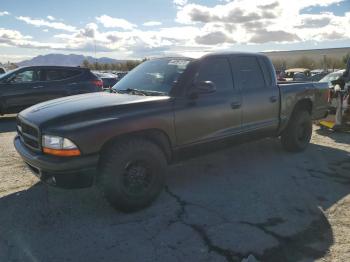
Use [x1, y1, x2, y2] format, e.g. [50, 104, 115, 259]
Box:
[13, 47, 350, 67]
[16, 54, 128, 67]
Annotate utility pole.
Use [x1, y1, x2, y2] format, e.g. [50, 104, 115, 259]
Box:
[94, 38, 97, 69]
[323, 54, 327, 72]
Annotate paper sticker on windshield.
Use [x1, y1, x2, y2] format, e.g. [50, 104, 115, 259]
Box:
[168, 60, 190, 66]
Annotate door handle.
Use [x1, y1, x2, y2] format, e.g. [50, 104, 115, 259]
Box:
[33, 86, 44, 89]
[231, 102, 241, 109]
[269, 96, 278, 103]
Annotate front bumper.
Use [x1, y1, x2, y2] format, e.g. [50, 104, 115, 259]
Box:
[14, 136, 99, 188]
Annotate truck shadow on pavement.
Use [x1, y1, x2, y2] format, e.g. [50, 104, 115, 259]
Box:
[315, 127, 350, 144]
[0, 139, 349, 262]
[0, 116, 17, 133]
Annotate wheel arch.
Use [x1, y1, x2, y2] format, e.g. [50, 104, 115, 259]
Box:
[279, 98, 313, 135]
[99, 128, 173, 164]
[292, 99, 313, 115]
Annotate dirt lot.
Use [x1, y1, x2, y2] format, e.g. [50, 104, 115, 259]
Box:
[0, 115, 349, 262]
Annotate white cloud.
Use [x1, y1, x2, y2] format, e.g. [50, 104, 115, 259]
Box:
[0, 27, 67, 49]
[96, 15, 136, 30]
[0, 28, 32, 41]
[250, 30, 300, 43]
[173, 0, 188, 6]
[47, 15, 55, 21]
[195, 31, 235, 45]
[0, 11, 10, 16]
[2, 0, 349, 59]
[143, 21, 162, 26]
[175, 0, 349, 44]
[79, 23, 98, 38]
[16, 16, 77, 32]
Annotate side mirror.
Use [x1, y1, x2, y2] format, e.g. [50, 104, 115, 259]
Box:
[189, 81, 216, 99]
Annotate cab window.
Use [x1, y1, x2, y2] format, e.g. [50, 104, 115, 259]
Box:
[44, 69, 81, 81]
[233, 56, 265, 89]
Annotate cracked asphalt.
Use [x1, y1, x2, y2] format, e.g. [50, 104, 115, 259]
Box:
[0, 115, 350, 262]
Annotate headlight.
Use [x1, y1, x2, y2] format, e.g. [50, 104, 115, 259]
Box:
[42, 135, 81, 157]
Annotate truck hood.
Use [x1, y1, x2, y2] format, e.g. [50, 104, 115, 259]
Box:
[19, 92, 171, 127]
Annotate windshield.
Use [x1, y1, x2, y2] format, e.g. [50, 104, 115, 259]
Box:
[112, 58, 191, 95]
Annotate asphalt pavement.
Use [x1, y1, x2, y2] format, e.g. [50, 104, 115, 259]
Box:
[0, 117, 349, 262]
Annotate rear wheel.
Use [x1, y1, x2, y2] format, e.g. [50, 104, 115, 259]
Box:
[98, 138, 167, 212]
[281, 110, 312, 152]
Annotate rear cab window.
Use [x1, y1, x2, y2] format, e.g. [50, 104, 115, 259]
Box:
[258, 57, 274, 87]
[231, 56, 266, 90]
[196, 57, 234, 91]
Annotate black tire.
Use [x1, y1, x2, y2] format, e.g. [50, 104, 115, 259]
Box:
[281, 110, 312, 152]
[98, 138, 167, 212]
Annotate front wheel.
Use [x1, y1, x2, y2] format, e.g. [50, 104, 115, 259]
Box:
[98, 138, 167, 212]
[281, 110, 312, 152]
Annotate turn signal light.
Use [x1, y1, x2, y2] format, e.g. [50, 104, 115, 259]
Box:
[43, 147, 81, 157]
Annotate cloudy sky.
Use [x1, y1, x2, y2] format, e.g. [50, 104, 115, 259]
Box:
[0, 0, 349, 62]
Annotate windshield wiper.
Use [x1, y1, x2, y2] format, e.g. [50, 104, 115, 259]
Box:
[140, 90, 167, 96]
[115, 88, 167, 96]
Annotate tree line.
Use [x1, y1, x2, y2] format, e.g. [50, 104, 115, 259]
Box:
[81, 59, 146, 71]
[272, 53, 350, 71]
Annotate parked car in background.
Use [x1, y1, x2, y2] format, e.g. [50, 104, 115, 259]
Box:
[276, 70, 286, 81]
[0, 66, 103, 115]
[318, 69, 348, 128]
[0, 67, 6, 75]
[14, 52, 329, 212]
[93, 72, 118, 90]
[310, 72, 328, 82]
[311, 69, 324, 76]
[115, 72, 128, 81]
[285, 68, 311, 81]
[293, 72, 309, 81]
[309, 69, 330, 82]
[319, 70, 346, 87]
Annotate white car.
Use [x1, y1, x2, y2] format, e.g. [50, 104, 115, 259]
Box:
[319, 70, 346, 87]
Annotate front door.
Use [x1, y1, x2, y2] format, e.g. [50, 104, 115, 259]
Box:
[174, 57, 242, 146]
[1, 68, 44, 113]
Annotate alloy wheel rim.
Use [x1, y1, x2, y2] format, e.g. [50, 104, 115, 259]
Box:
[122, 161, 153, 196]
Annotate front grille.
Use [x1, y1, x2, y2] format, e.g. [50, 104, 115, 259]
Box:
[21, 122, 38, 137]
[17, 118, 40, 150]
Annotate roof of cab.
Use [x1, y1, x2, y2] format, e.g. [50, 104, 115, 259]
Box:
[202, 51, 268, 59]
[17, 65, 88, 70]
[152, 52, 268, 62]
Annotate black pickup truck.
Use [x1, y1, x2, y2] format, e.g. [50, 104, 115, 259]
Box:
[14, 52, 329, 211]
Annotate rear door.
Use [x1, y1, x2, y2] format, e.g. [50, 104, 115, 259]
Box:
[40, 68, 84, 101]
[230, 56, 279, 133]
[59, 68, 91, 94]
[60, 68, 88, 94]
[174, 57, 242, 145]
